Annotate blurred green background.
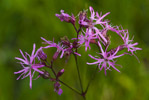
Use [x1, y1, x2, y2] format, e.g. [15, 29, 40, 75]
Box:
[0, 0, 149, 100]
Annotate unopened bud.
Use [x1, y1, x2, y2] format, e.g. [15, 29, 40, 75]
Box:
[53, 51, 60, 60]
[70, 14, 75, 25]
[55, 10, 75, 25]
[37, 49, 47, 61]
[78, 10, 90, 28]
[61, 36, 70, 47]
[40, 70, 51, 79]
[54, 82, 63, 95]
[56, 69, 64, 79]
[79, 11, 87, 21]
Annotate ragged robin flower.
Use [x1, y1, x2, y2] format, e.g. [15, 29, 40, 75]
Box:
[41, 37, 81, 60]
[14, 44, 45, 88]
[79, 6, 110, 44]
[87, 42, 125, 75]
[55, 10, 75, 25]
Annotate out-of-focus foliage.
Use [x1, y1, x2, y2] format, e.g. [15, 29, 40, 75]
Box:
[0, 0, 149, 100]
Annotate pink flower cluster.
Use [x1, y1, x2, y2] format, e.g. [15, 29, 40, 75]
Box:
[14, 6, 141, 95]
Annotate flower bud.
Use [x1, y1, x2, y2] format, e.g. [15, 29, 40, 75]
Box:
[56, 10, 75, 25]
[56, 69, 64, 78]
[79, 11, 87, 21]
[61, 36, 70, 47]
[78, 10, 90, 28]
[54, 82, 63, 95]
[70, 14, 75, 25]
[40, 70, 51, 79]
[37, 49, 47, 61]
[53, 51, 60, 60]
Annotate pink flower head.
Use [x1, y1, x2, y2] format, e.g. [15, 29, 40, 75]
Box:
[41, 37, 81, 59]
[124, 33, 142, 54]
[102, 24, 142, 59]
[79, 7, 110, 27]
[79, 6, 110, 27]
[87, 42, 125, 75]
[41, 37, 66, 58]
[116, 29, 142, 56]
[79, 6, 110, 45]
[56, 10, 75, 24]
[119, 31, 142, 61]
[76, 29, 97, 51]
[14, 44, 45, 89]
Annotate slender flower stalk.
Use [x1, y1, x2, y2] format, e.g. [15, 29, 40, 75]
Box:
[46, 60, 82, 96]
[72, 24, 84, 94]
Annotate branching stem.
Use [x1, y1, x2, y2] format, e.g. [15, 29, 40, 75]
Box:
[46, 60, 84, 98]
[84, 66, 98, 94]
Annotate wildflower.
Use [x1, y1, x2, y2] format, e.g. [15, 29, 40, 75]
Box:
[56, 10, 75, 24]
[124, 33, 142, 54]
[79, 6, 110, 27]
[41, 37, 66, 58]
[116, 29, 142, 57]
[61, 39, 81, 57]
[41, 37, 81, 59]
[14, 44, 45, 89]
[79, 6, 110, 44]
[87, 42, 125, 75]
[78, 10, 88, 27]
[75, 29, 97, 51]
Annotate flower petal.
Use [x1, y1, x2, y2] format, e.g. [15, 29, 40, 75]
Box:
[15, 57, 28, 64]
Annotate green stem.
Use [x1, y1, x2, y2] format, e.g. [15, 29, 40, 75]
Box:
[46, 60, 83, 97]
[74, 54, 84, 93]
[58, 79, 82, 96]
[84, 66, 98, 94]
[73, 25, 84, 93]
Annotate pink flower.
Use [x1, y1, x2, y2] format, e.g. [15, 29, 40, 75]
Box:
[14, 44, 45, 89]
[41, 37, 66, 58]
[79, 6, 110, 44]
[56, 10, 75, 24]
[87, 42, 124, 75]
[79, 6, 110, 27]
[123, 32, 142, 54]
[116, 29, 142, 57]
[102, 24, 142, 59]
[41, 37, 81, 59]
[76, 29, 97, 51]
